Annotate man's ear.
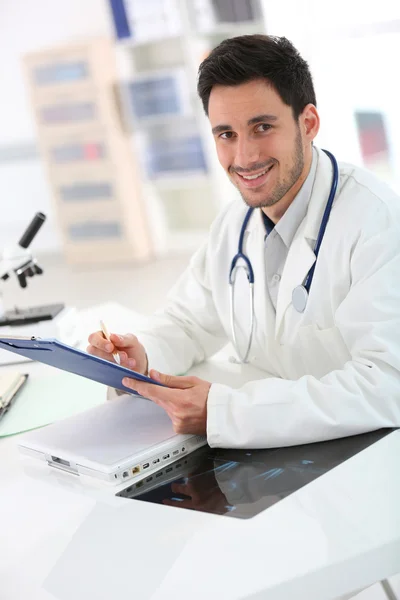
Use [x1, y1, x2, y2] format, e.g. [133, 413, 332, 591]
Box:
[300, 104, 320, 142]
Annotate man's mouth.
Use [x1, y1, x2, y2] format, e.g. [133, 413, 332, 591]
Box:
[235, 164, 274, 188]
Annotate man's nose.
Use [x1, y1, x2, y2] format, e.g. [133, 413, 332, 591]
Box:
[234, 137, 261, 171]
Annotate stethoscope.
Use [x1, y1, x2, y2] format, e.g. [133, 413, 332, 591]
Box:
[229, 149, 339, 364]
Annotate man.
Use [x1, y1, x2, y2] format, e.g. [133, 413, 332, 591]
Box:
[88, 35, 400, 448]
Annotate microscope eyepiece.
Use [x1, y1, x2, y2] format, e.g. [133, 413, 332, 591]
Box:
[18, 212, 46, 249]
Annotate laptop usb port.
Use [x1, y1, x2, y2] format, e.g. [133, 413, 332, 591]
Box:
[173, 450, 179, 456]
[142, 463, 150, 469]
[166, 467, 173, 473]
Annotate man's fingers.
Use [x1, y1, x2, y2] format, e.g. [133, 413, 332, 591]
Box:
[87, 345, 132, 366]
[88, 331, 112, 352]
[150, 370, 197, 389]
[121, 376, 180, 407]
[110, 333, 140, 349]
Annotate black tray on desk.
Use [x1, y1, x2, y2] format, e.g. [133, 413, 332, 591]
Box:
[117, 429, 396, 519]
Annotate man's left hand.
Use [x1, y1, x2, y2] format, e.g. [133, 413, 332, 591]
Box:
[122, 371, 211, 435]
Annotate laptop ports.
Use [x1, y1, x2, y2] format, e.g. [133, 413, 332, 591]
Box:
[131, 466, 140, 476]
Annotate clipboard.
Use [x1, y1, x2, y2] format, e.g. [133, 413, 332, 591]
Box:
[0, 336, 163, 395]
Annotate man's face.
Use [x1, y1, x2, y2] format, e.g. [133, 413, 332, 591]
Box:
[208, 79, 310, 210]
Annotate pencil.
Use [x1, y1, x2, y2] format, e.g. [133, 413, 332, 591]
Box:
[100, 320, 121, 365]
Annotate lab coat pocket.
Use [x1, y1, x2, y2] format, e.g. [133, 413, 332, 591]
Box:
[295, 325, 351, 378]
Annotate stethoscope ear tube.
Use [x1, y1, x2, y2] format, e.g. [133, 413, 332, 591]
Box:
[229, 261, 255, 364]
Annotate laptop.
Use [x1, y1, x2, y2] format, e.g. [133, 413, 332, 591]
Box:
[18, 395, 207, 485]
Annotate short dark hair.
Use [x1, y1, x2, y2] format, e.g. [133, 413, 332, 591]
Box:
[197, 34, 316, 120]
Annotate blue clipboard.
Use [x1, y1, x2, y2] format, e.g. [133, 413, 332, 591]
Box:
[0, 336, 163, 395]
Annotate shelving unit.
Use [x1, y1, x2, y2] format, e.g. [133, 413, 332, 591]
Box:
[109, 0, 266, 255]
[23, 38, 153, 266]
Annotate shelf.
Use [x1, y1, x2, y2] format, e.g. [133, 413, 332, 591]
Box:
[132, 112, 194, 129]
[117, 34, 184, 50]
[115, 21, 265, 48]
[109, 0, 266, 256]
[196, 20, 265, 37]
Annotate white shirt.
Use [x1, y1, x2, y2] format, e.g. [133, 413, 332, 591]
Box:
[263, 148, 318, 310]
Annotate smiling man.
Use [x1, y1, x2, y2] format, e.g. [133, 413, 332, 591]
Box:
[209, 82, 313, 221]
[88, 35, 400, 449]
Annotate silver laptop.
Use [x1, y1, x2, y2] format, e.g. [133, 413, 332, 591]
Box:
[18, 395, 207, 485]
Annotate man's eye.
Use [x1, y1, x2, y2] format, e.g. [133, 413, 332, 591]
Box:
[220, 131, 234, 139]
[256, 124, 272, 132]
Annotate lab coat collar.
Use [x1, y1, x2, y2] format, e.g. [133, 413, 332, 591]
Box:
[274, 147, 337, 338]
[242, 147, 337, 341]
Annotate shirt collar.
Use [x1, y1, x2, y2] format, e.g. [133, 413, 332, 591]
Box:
[262, 147, 318, 247]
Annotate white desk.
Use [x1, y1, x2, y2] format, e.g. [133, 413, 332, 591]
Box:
[1, 304, 400, 600]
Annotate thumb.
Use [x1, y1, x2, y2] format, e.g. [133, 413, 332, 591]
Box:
[149, 370, 195, 389]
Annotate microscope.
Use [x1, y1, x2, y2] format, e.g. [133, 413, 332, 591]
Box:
[0, 212, 65, 326]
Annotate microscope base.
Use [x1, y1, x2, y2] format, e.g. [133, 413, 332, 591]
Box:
[0, 303, 65, 327]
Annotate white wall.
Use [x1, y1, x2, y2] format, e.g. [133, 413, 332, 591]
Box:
[1, 0, 399, 253]
[0, 0, 114, 252]
[262, 0, 400, 192]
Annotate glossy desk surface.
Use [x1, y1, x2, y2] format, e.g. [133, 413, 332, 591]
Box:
[1, 304, 399, 600]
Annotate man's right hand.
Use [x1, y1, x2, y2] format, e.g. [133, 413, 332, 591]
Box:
[87, 332, 148, 375]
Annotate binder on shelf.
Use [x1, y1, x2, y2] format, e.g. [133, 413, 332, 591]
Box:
[49, 141, 106, 164]
[33, 61, 89, 86]
[39, 101, 97, 126]
[144, 135, 208, 177]
[125, 69, 191, 121]
[109, 0, 183, 42]
[58, 181, 114, 203]
[67, 220, 123, 241]
[193, 0, 260, 32]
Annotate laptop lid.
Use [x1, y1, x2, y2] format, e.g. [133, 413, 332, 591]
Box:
[18, 396, 206, 484]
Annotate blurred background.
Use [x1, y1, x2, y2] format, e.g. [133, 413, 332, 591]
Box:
[0, 0, 399, 316]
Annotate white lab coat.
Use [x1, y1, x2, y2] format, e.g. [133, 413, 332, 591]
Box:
[135, 147, 400, 448]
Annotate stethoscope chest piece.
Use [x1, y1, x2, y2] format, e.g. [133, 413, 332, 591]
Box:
[292, 285, 308, 313]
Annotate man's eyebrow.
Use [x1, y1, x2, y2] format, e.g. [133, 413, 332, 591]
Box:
[211, 114, 278, 135]
[211, 124, 232, 135]
[247, 114, 278, 126]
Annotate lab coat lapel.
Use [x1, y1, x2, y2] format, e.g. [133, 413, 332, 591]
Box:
[244, 211, 277, 352]
[275, 148, 336, 339]
[274, 228, 316, 338]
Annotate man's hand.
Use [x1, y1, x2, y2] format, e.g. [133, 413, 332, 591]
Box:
[122, 371, 211, 435]
[87, 332, 148, 375]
